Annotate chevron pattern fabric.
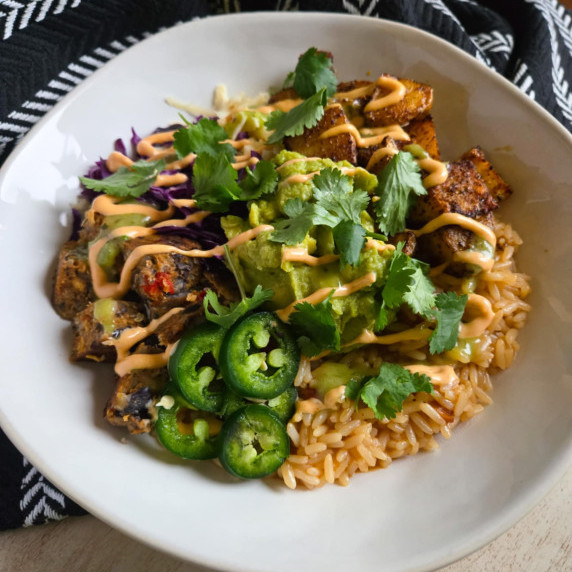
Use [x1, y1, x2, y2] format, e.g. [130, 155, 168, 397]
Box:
[0, 0, 570, 529]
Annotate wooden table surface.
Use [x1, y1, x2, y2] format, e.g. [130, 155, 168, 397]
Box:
[0, 468, 569, 572]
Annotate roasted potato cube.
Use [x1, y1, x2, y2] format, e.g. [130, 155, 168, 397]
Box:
[70, 300, 145, 362]
[285, 104, 357, 164]
[357, 136, 403, 174]
[416, 213, 494, 268]
[335, 80, 374, 118]
[389, 231, 417, 256]
[409, 159, 498, 226]
[269, 87, 299, 104]
[462, 147, 512, 202]
[52, 241, 95, 320]
[365, 77, 433, 127]
[406, 116, 440, 160]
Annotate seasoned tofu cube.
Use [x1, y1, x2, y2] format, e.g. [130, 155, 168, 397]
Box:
[52, 241, 95, 320]
[462, 147, 512, 202]
[70, 300, 145, 362]
[284, 104, 358, 164]
[365, 77, 433, 127]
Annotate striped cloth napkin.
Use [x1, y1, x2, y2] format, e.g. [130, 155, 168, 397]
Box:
[0, 0, 570, 529]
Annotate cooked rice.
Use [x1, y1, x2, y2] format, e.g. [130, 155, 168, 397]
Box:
[276, 218, 531, 489]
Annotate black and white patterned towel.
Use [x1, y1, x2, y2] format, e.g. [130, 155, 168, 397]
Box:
[1, 0, 570, 530]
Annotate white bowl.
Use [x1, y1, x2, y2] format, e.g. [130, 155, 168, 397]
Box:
[1, 12, 571, 572]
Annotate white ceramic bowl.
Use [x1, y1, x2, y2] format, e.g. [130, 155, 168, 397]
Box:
[1, 13, 571, 572]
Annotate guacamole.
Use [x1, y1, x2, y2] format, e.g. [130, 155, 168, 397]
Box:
[221, 152, 391, 342]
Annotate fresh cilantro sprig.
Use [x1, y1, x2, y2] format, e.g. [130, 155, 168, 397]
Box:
[270, 168, 370, 267]
[173, 117, 235, 161]
[345, 362, 433, 420]
[286, 47, 337, 99]
[312, 168, 370, 266]
[374, 151, 427, 235]
[79, 158, 167, 198]
[192, 156, 278, 212]
[192, 153, 241, 212]
[265, 88, 328, 145]
[428, 292, 468, 354]
[374, 245, 467, 354]
[288, 291, 340, 357]
[270, 198, 316, 245]
[203, 285, 274, 329]
[376, 243, 436, 328]
[239, 160, 279, 200]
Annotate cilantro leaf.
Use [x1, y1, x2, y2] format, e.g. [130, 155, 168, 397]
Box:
[173, 118, 235, 160]
[344, 378, 363, 401]
[288, 291, 340, 357]
[238, 160, 278, 200]
[203, 285, 274, 329]
[332, 220, 366, 267]
[270, 198, 315, 245]
[374, 151, 427, 235]
[428, 292, 468, 354]
[79, 158, 167, 198]
[403, 265, 437, 318]
[381, 244, 416, 309]
[312, 168, 370, 225]
[375, 300, 397, 332]
[282, 71, 295, 89]
[265, 88, 328, 144]
[380, 243, 436, 318]
[293, 47, 337, 99]
[346, 363, 433, 420]
[191, 153, 241, 212]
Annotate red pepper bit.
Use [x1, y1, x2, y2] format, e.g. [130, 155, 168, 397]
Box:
[143, 272, 175, 296]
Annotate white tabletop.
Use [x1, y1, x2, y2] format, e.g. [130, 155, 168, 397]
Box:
[0, 468, 569, 572]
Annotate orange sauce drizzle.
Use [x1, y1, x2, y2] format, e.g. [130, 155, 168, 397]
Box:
[459, 293, 495, 338]
[364, 76, 407, 112]
[106, 307, 183, 376]
[318, 123, 410, 148]
[412, 213, 497, 247]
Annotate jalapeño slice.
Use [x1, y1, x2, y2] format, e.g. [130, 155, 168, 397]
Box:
[220, 312, 300, 400]
[155, 391, 221, 460]
[168, 322, 226, 412]
[219, 404, 289, 479]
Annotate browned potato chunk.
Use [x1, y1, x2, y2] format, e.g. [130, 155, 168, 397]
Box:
[357, 136, 403, 174]
[462, 147, 512, 202]
[269, 87, 299, 104]
[335, 80, 373, 118]
[409, 159, 498, 226]
[365, 77, 433, 127]
[52, 241, 95, 320]
[416, 213, 494, 268]
[406, 116, 440, 160]
[285, 104, 357, 164]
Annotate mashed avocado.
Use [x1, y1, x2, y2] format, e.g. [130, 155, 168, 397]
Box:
[221, 153, 391, 342]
